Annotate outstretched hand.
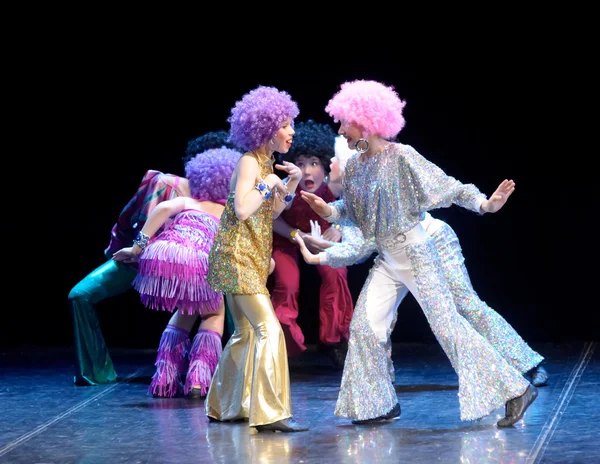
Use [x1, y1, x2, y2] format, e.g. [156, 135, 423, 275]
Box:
[482, 179, 516, 213]
[300, 191, 332, 218]
[293, 233, 320, 265]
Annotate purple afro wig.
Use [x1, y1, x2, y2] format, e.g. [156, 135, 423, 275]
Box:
[184, 147, 242, 202]
[325, 80, 407, 139]
[228, 86, 300, 151]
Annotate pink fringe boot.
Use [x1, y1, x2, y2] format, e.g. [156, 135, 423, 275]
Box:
[184, 329, 222, 397]
[149, 325, 190, 398]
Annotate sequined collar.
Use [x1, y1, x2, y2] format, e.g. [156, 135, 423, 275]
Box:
[358, 143, 391, 164]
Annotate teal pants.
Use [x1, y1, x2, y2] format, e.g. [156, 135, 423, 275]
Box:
[68, 259, 137, 385]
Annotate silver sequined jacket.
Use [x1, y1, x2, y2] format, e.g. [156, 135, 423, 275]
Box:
[327, 143, 486, 248]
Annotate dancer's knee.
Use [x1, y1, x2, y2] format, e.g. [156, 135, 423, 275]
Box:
[255, 319, 283, 340]
[68, 282, 88, 304]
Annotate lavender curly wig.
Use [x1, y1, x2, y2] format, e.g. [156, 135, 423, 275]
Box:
[325, 80, 407, 139]
[228, 86, 300, 151]
[184, 147, 242, 202]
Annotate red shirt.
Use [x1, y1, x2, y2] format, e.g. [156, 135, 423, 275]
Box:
[273, 183, 336, 250]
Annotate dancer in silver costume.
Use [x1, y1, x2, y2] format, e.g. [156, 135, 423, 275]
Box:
[319, 142, 549, 387]
[299, 79, 538, 427]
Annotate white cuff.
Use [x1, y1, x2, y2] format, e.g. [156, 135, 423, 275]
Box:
[473, 196, 486, 214]
[318, 252, 329, 265]
[323, 205, 340, 223]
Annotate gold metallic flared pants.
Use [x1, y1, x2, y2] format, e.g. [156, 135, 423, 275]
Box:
[205, 294, 292, 427]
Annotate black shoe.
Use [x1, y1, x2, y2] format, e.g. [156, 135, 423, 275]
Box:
[526, 365, 549, 387]
[73, 376, 93, 387]
[330, 345, 348, 369]
[321, 340, 348, 369]
[255, 418, 309, 433]
[187, 387, 204, 399]
[208, 415, 247, 423]
[73, 376, 117, 386]
[352, 403, 401, 425]
[497, 384, 538, 427]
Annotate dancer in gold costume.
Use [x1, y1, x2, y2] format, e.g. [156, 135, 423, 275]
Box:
[206, 86, 308, 433]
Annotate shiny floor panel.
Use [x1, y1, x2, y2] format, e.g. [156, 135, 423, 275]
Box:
[0, 342, 597, 463]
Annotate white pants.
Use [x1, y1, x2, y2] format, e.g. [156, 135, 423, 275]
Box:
[429, 221, 543, 373]
[335, 224, 530, 421]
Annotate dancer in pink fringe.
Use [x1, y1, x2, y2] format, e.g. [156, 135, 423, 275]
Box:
[113, 147, 242, 398]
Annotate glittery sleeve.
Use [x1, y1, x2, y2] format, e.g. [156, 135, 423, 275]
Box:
[320, 218, 377, 268]
[324, 199, 346, 223]
[404, 145, 486, 214]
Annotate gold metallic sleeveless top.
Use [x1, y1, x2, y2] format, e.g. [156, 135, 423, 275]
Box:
[207, 152, 274, 295]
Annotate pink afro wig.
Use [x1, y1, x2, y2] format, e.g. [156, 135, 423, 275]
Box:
[184, 147, 242, 202]
[325, 80, 407, 139]
[228, 86, 300, 151]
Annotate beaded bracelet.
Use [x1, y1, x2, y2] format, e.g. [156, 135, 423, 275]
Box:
[283, 190, 295, 205]
[280, 177, 295, 205]
[133, 231, 150, 250]
[255, 181, 273, 200]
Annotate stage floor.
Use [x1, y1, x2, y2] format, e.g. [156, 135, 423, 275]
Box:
[0, 341, 597, 463]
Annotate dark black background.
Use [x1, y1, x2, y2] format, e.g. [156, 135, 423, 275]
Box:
[13, 23, 596, 352]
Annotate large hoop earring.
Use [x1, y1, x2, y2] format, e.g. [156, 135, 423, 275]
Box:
[268, 137, 280, 151]
[355, 138, 369, 153]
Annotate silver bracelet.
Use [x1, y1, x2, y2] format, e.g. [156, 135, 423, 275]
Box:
[255, 181, 272, 200]
[283, 189, 295, 205]
[133, 231, 150, 250]
[281, 177, 295, 204]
